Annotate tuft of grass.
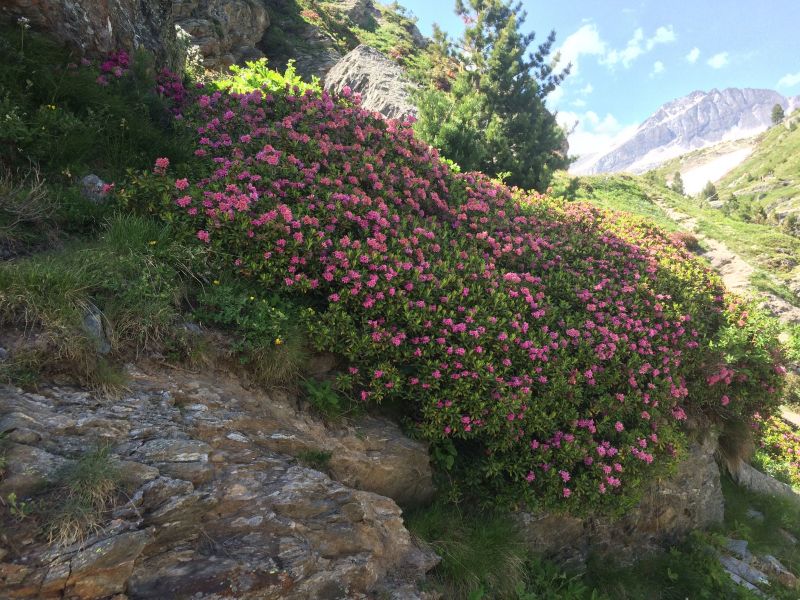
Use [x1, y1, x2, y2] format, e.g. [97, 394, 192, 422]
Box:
[250, 331, 309, 386]
[161, 325, 214, 368]
[45, 498, 104, 547]
[90, 357, 129, 396]
[0, 349, 43, 387]
[0, 165, 57, 252]
[45, 446, 120, 547]
[406, 501, 529, 599]
[296, 449, 333, 471]
[58, 446, 120, 508]
[192, 281, 311, 386]
[0, 214, 200, 390]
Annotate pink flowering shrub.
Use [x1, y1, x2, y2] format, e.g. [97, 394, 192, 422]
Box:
[155, 67, 191, 115]
[130, 77, 785, 511]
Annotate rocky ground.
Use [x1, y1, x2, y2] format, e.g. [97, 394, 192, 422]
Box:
[0, 362, 438, 599]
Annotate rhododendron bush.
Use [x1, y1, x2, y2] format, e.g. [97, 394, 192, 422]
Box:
[129, 77, 785, 511]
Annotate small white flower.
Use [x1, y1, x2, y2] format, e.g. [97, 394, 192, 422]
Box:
[17, 16, 31, 29]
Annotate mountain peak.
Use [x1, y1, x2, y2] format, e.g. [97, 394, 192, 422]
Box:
[573, 88, 799, 175]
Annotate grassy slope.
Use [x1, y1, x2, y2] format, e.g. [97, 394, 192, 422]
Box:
[650, 110, 800, 218]
[551, 172, 679, 232]
[717, 112, 800, 218]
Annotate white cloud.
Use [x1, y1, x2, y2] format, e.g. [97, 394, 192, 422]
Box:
[557, 110, 638, 158]
[572, 98, 587, 107]
[646, 26, 676, 50]
[556, 23, 607, 75]
[707, 52, 729, 69]
[602, 25, 677, 69]
[552, 24, 674, 108]
[778, 72, 800, 89]
[686, 47, 700, 64]
[651, 61, 665, 76]
[603, 28, 644, 68]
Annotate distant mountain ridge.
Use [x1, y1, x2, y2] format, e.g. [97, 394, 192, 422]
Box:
[572, 88, 800, 175]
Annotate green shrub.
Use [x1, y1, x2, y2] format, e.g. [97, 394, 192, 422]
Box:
[0, 26, 192, 181]
[302, 379, 353, 419]
[211, 59, 320, 95]
[192, 280, 311, 385]
[585, 533, 753, 600]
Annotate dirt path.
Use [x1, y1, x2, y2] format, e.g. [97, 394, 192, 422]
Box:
[652, 198, 800, 324]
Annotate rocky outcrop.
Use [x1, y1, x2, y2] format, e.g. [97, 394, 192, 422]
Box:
[573, 88, 800, 175]
[174, 0, 271, 69]
[717, 537, 800, 594]
[0, 0, 271, 69]
[518, 433, 724, 568]
[261, 0, 344, 80]
[325, 0, 380, 29]
[1, 0, 176, 64]
[325, 45, 417, 121]
[729, 460, 800, 506]
[0, 365, 438, 598]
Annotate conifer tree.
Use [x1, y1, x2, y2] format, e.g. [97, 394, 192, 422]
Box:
[414, 0, 570, 191]
[772, 103, 785, 125]
[671, 171, 685, 195]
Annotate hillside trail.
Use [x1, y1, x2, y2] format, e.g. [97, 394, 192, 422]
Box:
[651, 197, 800, 325]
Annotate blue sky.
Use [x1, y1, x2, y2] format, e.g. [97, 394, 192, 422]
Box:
[399, 0, 800, 157]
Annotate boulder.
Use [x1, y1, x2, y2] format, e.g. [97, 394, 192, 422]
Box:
[324, 45, 417, 121]
[82, 304, 111, 355]
[0, 443, 66, 498]
[79, 174, 109, 204]
[729, 460, 800, 506]
[518, 433, 724, 568]
[327, 416, 435, 507]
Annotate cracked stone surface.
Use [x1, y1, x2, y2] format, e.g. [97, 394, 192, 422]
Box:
[0, 364, 438, 599]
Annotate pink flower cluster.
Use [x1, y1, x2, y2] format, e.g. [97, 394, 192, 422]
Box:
[155, 68, 190, 116]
